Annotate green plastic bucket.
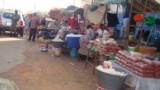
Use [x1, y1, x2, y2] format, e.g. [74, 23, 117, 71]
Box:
[128, 46, 136, 52]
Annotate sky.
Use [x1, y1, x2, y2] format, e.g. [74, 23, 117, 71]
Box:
[0, 0, 81, 13]
[0, 0, 160, 13]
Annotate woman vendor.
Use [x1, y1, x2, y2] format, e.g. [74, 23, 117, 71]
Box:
[56, 26, 70, 40]
[78, 28, 94, 60]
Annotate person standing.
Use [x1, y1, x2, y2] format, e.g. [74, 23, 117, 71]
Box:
[121, 7, 129, 39]
[24, 15, 30, 31]
[10, 10, 20, 37]
[28, 13, 40, 41]
[86, 25, 94, 40]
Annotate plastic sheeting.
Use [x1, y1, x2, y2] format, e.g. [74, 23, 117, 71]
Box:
[84, 5, 106, 24]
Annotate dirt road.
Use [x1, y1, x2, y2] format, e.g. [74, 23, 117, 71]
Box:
[0, 36, 96, 90]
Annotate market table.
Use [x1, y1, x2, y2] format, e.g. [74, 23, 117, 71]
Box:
[112, 61, 160, 90]
[85, 47, 111, 75]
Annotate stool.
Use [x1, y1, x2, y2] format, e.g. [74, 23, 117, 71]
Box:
[70, 48, 78, 58]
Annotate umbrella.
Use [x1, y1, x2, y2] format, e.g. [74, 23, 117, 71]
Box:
[66, 5, 78, 11]
[60, 5, 78, 16]
[60, 9, 73, 16]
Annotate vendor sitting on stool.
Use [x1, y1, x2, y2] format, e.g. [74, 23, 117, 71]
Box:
[78, 29, 94, 60]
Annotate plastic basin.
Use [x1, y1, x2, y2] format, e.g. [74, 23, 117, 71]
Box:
[138, 46, 157, 54]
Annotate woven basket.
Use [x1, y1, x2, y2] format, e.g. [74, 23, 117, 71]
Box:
[96, 67, 128, 90]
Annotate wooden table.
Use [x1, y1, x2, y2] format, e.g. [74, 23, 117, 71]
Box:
[85, 47, 110, 75]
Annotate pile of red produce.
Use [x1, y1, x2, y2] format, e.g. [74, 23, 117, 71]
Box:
[88, 40, 121, 55]
[115, 50, 160, 78]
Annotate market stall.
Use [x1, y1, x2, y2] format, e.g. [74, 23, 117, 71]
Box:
[112, 63, 160, 90]
[114, 50, 160, 90]
[82, 1, 160, 90]
[94, 49, 160, 90]
[125, 0, 160, 50]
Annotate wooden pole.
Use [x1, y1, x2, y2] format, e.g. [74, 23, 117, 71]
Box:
[115, 4, 119, 38]
[137, 0, 149, 48]
[102, 5, 107, 28]
[125, 0, 134, 49]
[116, 4, 119, 14]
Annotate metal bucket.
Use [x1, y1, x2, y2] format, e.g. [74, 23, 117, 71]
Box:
[96, 67, 128, 90]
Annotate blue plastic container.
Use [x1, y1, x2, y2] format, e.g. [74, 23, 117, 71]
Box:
[70, 48, 78, 58]
[66, 34, 82, 48]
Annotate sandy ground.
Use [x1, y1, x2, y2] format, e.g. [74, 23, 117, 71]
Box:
[0, 35, 96, 90]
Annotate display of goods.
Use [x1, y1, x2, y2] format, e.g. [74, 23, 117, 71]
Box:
[138, 46, 157, 54]
[88, 40, 121, 55]
[155, 68, 160, 72]
[142, 54, 157, 60]
[155, 72, 160, 78]
[102, 61, 112, 69]
[115, 50, 160, 78]
[153, 60, 160, 67]
[134, 67, 155, 73]
[96, 66, 128, 90]
[96, 65, 127, 76]
[88, 40, 95, 47]
[134, 62, 154, 70]
[128, 56, 142, 62]
[142, 58, 155, 65]
[130, 52, 142, 57]
[136, 72, 155, 77]
[102, 32, 110, 40]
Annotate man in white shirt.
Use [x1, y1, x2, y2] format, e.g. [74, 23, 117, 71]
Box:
[94, 24, 107, 39]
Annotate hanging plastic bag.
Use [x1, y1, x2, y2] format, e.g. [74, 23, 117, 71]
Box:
[133, 14, 143, 22]
[144, 16, 155, 26]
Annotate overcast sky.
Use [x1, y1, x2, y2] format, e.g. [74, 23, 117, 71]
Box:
[0, 0, 160, 13]
[0, 0, 81, 13]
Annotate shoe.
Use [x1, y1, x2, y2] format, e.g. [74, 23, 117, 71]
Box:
[32, 40, 35, 42]
[28, 39, 31, 41]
